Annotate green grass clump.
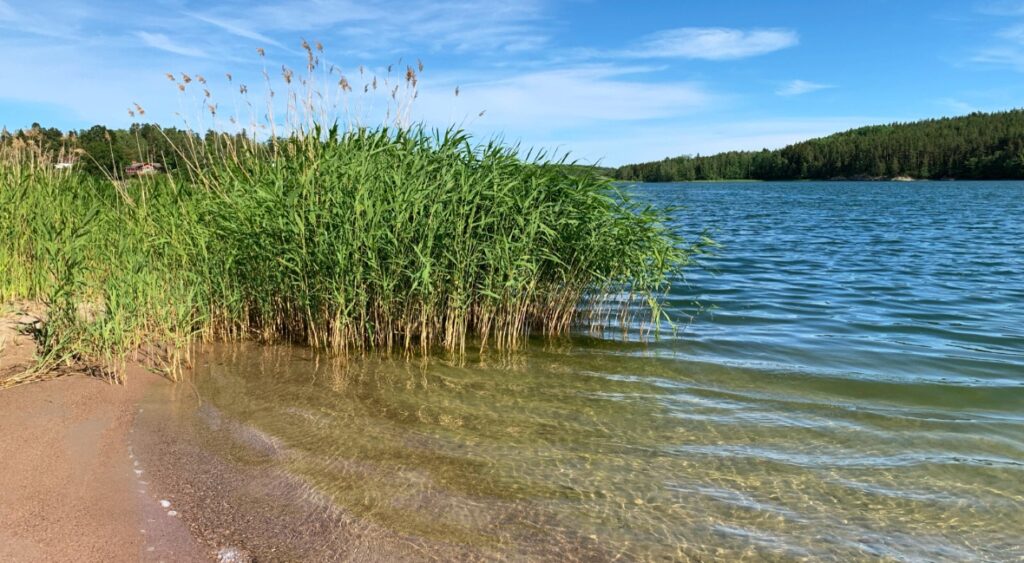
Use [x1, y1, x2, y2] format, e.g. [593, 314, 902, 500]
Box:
[0, 47, 708, 381]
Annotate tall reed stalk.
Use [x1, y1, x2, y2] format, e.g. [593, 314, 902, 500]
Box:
[0, 43, 709, 382]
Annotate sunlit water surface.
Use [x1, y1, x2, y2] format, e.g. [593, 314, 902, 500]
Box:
[174, 182, 1024, 560]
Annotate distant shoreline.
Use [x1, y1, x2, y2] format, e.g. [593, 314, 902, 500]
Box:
[610, 108, 1024, 183]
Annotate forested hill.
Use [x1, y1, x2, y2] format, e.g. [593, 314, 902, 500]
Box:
[615, 109, 1024, 182]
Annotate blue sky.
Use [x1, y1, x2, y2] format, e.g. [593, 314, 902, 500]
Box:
[1, 0, 1023, 165]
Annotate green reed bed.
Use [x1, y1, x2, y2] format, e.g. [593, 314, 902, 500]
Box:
[1, 102, 705, 384]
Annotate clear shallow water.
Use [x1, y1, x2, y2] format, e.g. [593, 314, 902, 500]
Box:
[176, 182, 1024, 560]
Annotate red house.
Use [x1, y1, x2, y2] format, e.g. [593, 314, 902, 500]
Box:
[125, 162, 163, 176]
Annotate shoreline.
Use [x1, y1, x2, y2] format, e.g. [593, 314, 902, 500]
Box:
[130, 361, 512, 561]
[0, 369, 210, 562]
[0, 311, 493, 561]
[1, 308, 210, 561]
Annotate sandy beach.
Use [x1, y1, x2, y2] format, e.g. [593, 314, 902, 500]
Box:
[0, 311, 209, 562]
[0, 313, 472, 562]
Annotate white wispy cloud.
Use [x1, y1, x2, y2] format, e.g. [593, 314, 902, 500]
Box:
[0, 42, 180, 128]
[230, 0, 381, 32]
[192, 0, 548, 55]
[135, 31, 208, 58]
[188, 13, 284, 47]
[970, 4, 1024, 70]
[997, 22, 1024, 42]
[776, 79, 833, 96]
[390, 1, 547, 53]
[977, 0, 1024, 16]
[417, 65, 712, 131]
[626, 27, 798, 60]
[971, 46, 1024, 69]
[0, 0, 16, 21]
[0, 0, 87, 38]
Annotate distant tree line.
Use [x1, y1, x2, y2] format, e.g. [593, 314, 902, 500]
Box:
[615, 109, 1024, 182]
[0, 122, 247, 177]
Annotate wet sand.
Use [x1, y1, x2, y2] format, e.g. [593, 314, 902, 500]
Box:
[0, 312, 485, 562]
[0, 313, 596, 562]
[0, 371, 209, 562]
[0, 305, 207, 561]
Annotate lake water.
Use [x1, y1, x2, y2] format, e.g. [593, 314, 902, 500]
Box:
[153, 182, 1024, 560]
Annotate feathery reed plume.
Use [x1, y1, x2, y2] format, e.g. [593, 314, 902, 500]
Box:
[0, 40, 706, 384]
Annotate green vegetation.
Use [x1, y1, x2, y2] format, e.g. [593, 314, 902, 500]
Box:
[0, 123, 706, 383]
[615, 109, 1024, 181]
[0, 122, 203, 177]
